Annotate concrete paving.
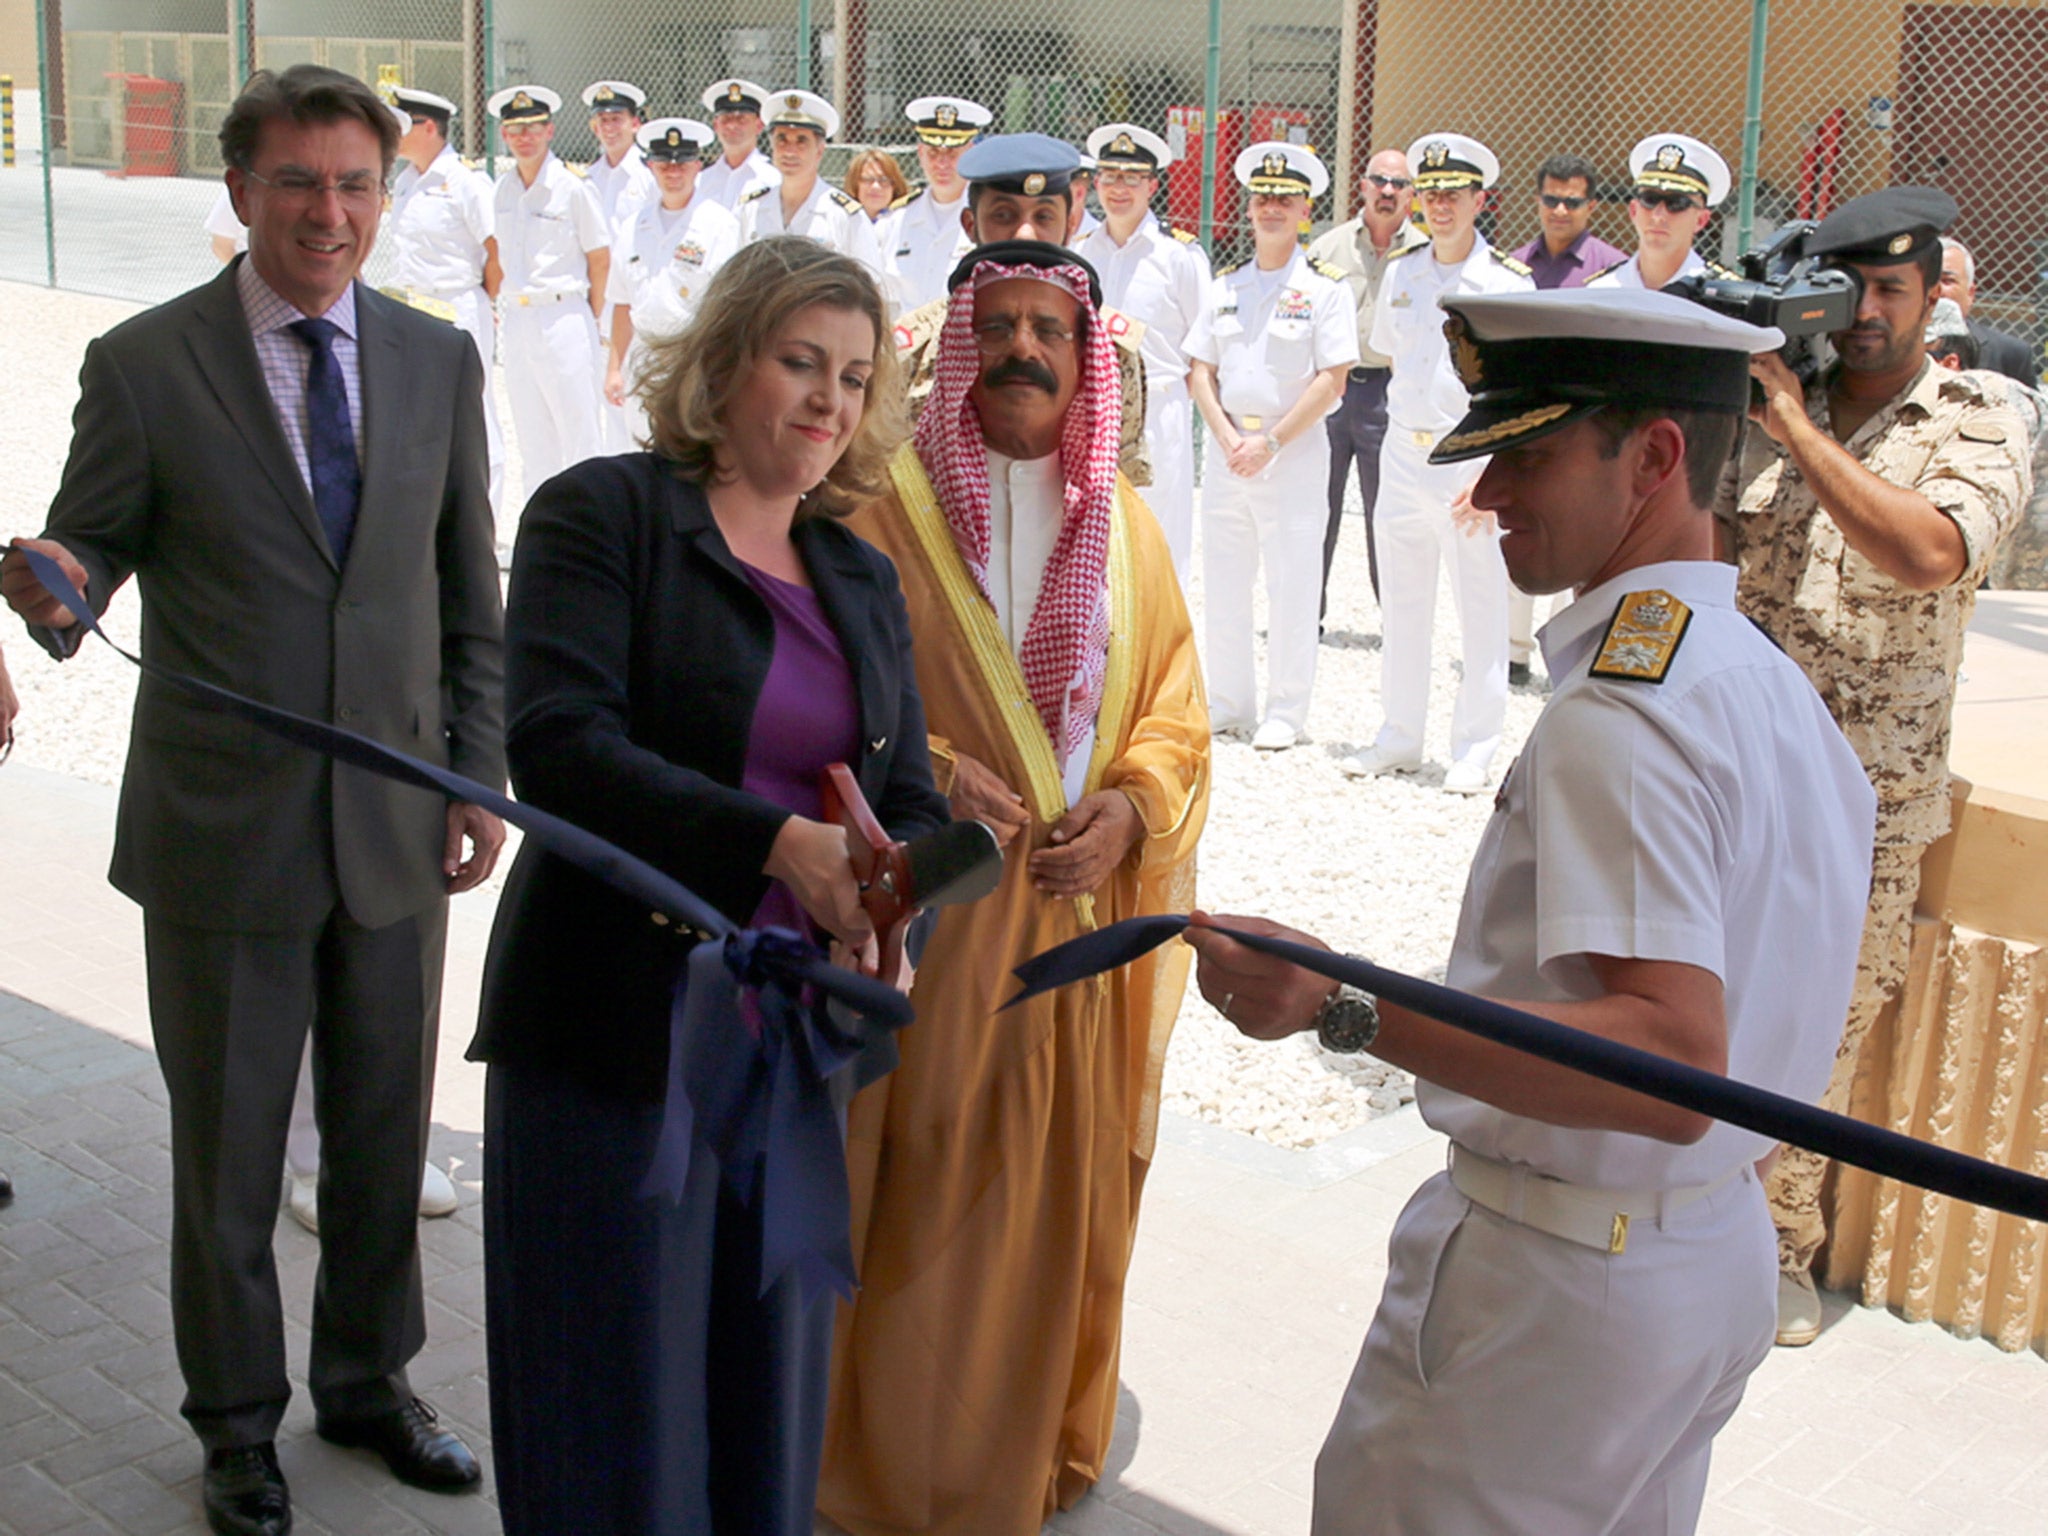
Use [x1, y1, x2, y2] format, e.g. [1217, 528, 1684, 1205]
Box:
[3, 763, 2045, 1536]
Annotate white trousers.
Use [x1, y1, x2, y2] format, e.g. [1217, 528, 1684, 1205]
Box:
[1200, 426, 1329, 731]
[1371, 428, 1508, 766]
[1145, 380, 1197, 583]
[447, 288, 505, 521]
[1313, 1167, 1775, 1536]
[501, 300, 606, 498]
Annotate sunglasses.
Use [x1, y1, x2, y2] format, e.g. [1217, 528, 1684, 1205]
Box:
[1634, 189, 1703, 213]
[1365, 174, 1413, 190]
[1539, 193, 1588, 210]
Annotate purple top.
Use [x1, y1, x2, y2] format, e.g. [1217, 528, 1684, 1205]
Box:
[740, 563, 861, 934]
[1510, 229, 1631, 290]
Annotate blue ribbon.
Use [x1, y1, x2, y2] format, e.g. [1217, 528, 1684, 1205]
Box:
[18, 545, 908, 1301]
[1008, 915, 2048, 1224]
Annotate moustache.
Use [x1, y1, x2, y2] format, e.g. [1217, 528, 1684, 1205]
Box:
[981, 359, 1060, 392]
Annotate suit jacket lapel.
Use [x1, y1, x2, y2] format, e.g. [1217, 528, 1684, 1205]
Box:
[184, 261, 334, 568]
[348, 287, 408, 581]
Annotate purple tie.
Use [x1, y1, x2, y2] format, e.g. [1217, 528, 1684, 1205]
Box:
[288, 317, 361, 564]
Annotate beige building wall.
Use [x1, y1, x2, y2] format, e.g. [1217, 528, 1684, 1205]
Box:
[1, 0, 36, 87]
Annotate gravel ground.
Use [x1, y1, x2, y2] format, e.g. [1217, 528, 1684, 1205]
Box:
[0, 275, 1551, 1149]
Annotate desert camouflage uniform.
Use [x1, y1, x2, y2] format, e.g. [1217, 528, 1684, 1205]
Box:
[1984, 372, 2048, 589]
[1722, 358, 2029, 1273]
[893, 296, 1154, 487]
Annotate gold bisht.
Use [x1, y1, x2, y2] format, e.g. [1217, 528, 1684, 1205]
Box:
[820, 444, 1209, 1535]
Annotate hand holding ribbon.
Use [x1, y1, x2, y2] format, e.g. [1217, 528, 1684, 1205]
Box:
[1008, 912, 2048, 1224]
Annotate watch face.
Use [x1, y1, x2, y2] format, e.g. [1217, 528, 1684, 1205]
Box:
[1316, 993, 1380, 1054]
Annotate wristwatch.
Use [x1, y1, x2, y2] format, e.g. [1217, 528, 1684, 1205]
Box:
[1312, 975, 1381, 1055]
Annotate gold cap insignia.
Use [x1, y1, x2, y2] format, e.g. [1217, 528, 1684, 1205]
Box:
[1888, 232, 1913, 255]
[786, 93, 804, 110]
[1656, 143, 1684, 171]
[512, 91, 533, 110]
[664, 128, 683, 148]
[1023, 171, 1047, 195]
[595, 86, 616, 101]
[1444, 314, 1483, 388]
[1424, 141, 1449, 168]
[726, 83, 744, 102]
[1112, 132, 1136, 156]
[1263, 151, 1288, 178]
[936, 103, 957, 127]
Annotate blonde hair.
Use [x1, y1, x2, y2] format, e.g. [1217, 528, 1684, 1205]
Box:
[636, 237, 906, 520]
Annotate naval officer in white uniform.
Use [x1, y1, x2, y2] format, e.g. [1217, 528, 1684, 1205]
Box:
[734, 89, 885, 281]
[602, 117, 739, 440]
[1343, 131, 1532, 794]
[880, 95, 990, 312]
[1591, 134, 1732, 291]
[1188, 285, 1874, 1536]
[387, 86, 505, 515]
[489, 85, 611, 496]
[1188, 142, 1357, 751]
[698, 78, 781, 210]
[579, 79, 655, 228]
[1078, 121, 1211, 580]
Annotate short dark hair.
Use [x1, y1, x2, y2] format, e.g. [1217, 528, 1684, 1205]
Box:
[219, 65, 399, 174]
[1536, 154, 1599, 194]
[1931, 330, 1979, 370]
[1911, 239, 1943, 294]
[1587, 404, 1741, 508]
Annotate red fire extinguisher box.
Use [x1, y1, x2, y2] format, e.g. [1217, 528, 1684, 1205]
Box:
[1165, 104, 1242, 246]
[108, 73, 185, 177]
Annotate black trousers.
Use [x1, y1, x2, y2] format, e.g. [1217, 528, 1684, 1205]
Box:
[145, 901, 445, 1448]
[1323, 367, 1393, 616]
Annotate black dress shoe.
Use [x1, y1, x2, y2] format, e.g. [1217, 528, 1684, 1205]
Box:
[202, 1443, 291, 1536]
[317, 1397, 481, 1491]
[1508, 660, 1532, 687]
[0, 1169, 13, 1207]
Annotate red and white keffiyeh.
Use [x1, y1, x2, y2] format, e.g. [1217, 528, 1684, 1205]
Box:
[913, 256, 1121, 768]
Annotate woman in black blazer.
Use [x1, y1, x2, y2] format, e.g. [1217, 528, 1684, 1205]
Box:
[471, 238, 949, 1535]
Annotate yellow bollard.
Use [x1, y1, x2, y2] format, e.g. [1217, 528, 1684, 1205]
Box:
[2, 76, 14, 169]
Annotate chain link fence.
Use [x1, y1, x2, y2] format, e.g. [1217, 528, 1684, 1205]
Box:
[6, 0, 2048, 364]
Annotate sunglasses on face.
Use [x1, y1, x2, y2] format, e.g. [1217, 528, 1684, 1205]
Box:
[1365, 174, 1413, 191]
[1539, 193, 1588, 210]
[1634, 189, 1702, 213]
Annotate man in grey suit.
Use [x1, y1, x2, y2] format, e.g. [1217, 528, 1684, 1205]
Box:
[2, 66, 504, 1536]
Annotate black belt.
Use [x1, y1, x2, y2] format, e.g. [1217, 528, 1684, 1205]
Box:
[1349, 365, 1391, 383]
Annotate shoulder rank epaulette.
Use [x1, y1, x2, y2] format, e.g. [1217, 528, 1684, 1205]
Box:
[828, 187, 864, 214]
[460, 156, 483, 172]
[566, 162, 590, 178]
[738, 183, 773, 204]
[1171, 226, 1201, 244]
[1492, 249, 1533, 277]
[1585, 260, 1626, 283]
[1589, 590, 1691, 684]
[1215, 256, 1248, 276]
[1387, 241, 1428, 260]
[889, 188, 921, 210]
[1310, 256, 1348, 282]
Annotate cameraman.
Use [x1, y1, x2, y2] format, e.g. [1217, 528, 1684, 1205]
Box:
[1722, 187, 2030, 1348]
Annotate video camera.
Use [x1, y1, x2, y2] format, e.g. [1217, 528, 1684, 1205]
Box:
[1665, 220, 1861, 381]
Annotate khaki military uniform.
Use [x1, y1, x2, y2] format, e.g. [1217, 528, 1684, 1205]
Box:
[1723, 358, 2029, 1272]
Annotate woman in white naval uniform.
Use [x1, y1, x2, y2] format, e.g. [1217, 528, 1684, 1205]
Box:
[1344, 132, 1532, 794]
[698, 78, 781, 209]
[879, 95, 990, 312]
[387, 88, 506, 516]
[1079, 122, 1211, 581]
[602, 118, 740, 441]
[490, 86, 612, 498]
[1589, 134, 1732, 292]
[735, 90, 886, 283]
[1188, 143, 1357, 751]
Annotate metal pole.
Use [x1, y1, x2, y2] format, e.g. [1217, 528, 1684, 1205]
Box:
[1200, 0, 1220, 247]
[35, 0, 55, 286]
[1737, 0, 1770, 250]
[797, 0, 813, 91]
[231, 0, 250, 85]
[1333, 2, 1357, 221]
[832, 0, 850, 123]
[482, 0, 495, 178]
